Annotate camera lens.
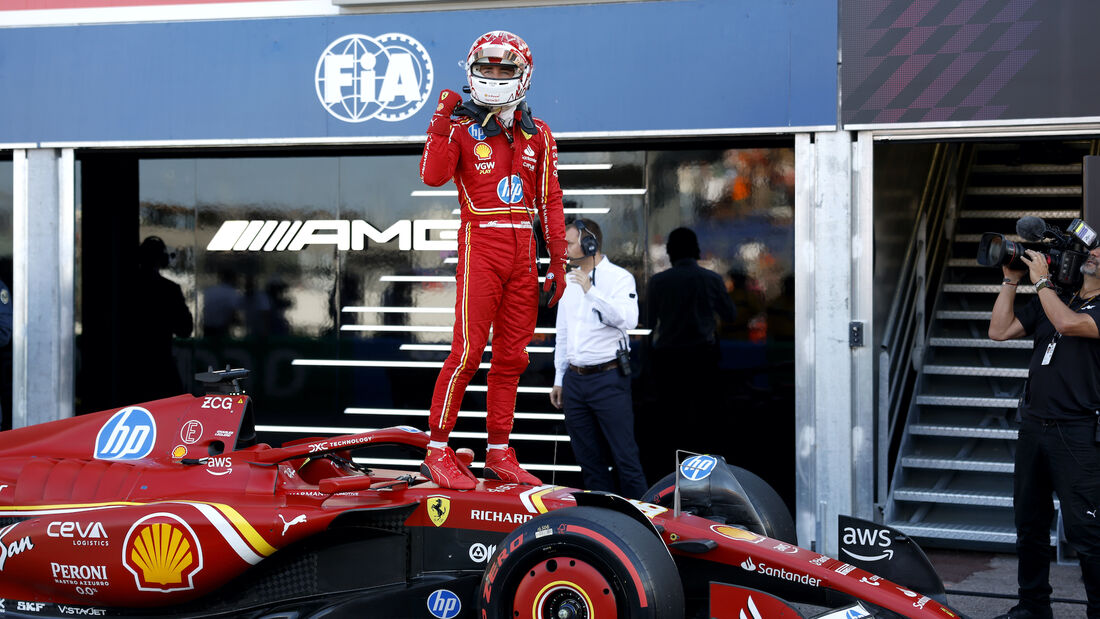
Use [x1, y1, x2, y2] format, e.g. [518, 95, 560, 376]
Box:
[977, 233, 1025, 269]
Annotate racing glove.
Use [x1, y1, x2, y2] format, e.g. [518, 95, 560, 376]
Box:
[543, 240, 569, 308]
[426, 89, 462, 136]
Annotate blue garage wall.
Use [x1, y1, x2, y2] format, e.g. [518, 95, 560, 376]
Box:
[0, 0, 837, 143]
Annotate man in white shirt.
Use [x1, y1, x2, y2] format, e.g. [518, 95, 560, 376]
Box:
[550, 219, 648, 498]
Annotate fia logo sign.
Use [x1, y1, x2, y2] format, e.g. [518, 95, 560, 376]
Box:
[95, 407, 156, 461]
[315, 33, 433, 123]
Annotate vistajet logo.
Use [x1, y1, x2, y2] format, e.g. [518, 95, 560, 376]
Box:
[207, 219, 459, 252]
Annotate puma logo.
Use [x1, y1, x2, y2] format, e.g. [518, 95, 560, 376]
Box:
[279, 513, 307, 534]
[1087, 509, 1097, 519]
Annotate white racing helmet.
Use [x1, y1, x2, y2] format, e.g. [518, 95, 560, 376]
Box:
[465, 30, 533, 107]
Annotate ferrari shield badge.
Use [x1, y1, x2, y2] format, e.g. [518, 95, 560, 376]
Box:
[427, 495, 450, 527]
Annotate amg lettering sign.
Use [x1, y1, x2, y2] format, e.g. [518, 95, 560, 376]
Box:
[206, 219, 459, 252]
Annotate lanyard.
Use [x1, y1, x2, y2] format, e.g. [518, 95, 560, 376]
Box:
[1071, 291, 1100, 311]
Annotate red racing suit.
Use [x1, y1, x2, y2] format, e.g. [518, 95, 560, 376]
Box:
[420, 105, 566, 445]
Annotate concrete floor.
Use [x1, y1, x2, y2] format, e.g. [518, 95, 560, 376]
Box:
[928, 548, 1088, 619]
[792, 549, 1088, 618]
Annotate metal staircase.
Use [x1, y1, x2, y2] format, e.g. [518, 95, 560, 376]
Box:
[883, 141, 1094, 554]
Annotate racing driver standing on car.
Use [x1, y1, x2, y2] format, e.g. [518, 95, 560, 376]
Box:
[418, 31, 567, 490]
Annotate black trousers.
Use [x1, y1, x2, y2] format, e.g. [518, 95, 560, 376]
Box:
[1014, 417, 1100, 618]
[562, 366, 648, 499]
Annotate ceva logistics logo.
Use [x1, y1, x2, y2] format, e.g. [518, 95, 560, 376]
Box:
[315, 33, 434, 123]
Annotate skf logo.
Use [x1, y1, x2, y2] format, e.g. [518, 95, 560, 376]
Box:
[95, 407, 156, 461]
[315, 33, 433, 123]
[427, 495, 450, 527]
[123, 513, 203, 592]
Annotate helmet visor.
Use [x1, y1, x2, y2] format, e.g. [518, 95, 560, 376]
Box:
[471, 61, 519, 80]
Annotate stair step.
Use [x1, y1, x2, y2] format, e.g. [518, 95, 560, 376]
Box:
[909, 424, 1018, 439]
[955, 233, 1025, 243]
[893, 488, 1060, 511]
[893, 488, 1013, 507]
[928, 337, 1033, 349]
[966, 186, 1081, 196]
[914, 395, 1019, 408]
[886, 522, 1020, 545]
[921, 365, 1028, 378]
[901, 456, 1014, 473]
[958, 209, 1081, 219]
[935, 310, 991, 320]
[946, 258, 986, 268]
[943, 283, 1036, 294]
[971, 163, 1082, 175]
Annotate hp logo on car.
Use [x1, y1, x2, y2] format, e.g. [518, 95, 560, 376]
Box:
[679, 455, 718, 481]
[315, 33, 433, 123]
[94, 407, 156, 461]
[426, 589, 461, 619]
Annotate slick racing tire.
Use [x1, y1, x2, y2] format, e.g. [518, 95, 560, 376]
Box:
[641, 464, 797, 544]
[478, 506, 684, 619]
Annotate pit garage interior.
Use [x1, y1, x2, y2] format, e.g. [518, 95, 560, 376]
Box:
[5, 135, 1096, 559]
[5, 0, 1100, 562]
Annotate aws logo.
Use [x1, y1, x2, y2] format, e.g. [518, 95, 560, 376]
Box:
[315, 33, 433, 123]
[123, 513, 203, 592]
[841, 525, 894, 562]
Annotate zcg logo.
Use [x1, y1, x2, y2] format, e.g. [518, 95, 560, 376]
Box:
[315, 33, 433, 123]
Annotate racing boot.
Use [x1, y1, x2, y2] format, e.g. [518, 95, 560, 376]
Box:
[421, 446, 476, 490]
[484, 447, 541, 485]
[454, 447, 479, 483]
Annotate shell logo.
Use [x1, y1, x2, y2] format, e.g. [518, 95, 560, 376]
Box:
[711, 524, 765, 543]
[473, 142, 492, 160]
[123, 513, 203, 592]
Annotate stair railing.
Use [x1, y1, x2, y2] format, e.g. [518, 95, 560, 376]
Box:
[876, 143, 971, 513]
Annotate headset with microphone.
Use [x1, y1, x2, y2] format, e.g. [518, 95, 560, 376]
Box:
[574, 220, 599, 258]
[573, 219, 631, 376]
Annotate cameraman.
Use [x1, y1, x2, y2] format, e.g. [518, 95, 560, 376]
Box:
[989, 246, 1100, 619]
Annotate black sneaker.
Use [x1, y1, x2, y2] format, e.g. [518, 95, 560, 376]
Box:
[992, 606, 1053, 619]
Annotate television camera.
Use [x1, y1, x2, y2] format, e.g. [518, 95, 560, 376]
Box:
[977, 216, 1099, 288]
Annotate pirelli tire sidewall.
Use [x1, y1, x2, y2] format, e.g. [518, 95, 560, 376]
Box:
[477, 505, 684, 619]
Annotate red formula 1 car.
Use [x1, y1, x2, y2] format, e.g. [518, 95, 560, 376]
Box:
[0, 369, 967, 618]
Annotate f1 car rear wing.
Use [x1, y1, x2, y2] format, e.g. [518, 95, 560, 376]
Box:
[195, 366, 250, 395]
